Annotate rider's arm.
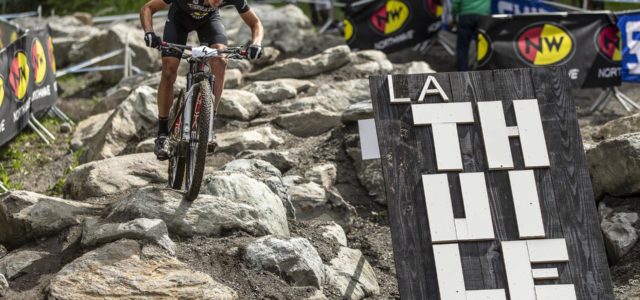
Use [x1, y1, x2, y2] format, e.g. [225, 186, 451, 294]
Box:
[240, 9, 264, 45]
[140, 0, 170, 33]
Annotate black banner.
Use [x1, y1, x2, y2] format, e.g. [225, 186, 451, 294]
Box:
[478, 13, 622, 88]
[344, 0, 442, 53]
[0, 22, 57, 146]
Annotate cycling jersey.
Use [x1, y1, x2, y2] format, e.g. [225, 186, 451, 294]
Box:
[162, 0, 250, 20]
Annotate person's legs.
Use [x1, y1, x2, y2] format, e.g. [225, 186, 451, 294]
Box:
[208, 44, 227, 113]
[158, 57, 181, 120]
[456, 15, 473, 71]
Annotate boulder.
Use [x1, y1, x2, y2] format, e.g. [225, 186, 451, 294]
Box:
[223, 4, 313, 54]
[244, 235, 325, 288]
[0, 249, 50, 280]
[278, 79, 370, 114]
[109, 186, 289, 237]
[0, 191, 100, 248]
[319, 222, 348, 247]
[48, 240, 238, 300]
[216, 126, 284, 155]
[406, 61, 436, 74]
[0, 245, 5, 258]
[276, 78, 316, 94]
[342, 50, 393, 76]
[34, 16, 104, 66]
[82, 218, 175, 255]
[305, 163, 338, 188]
[342, 100, 373, 124]
[228, 59, 252, 73]
[83, 86, 158, 162]
[225, 68, 243, 89]
[135, 138, 155, 153]
[324, 247, 380, 300]
[91, 86, 132, 114]
[243, 80, 298, 103]
[68, 23, 161, 83]
[201, 171, 290, 234]
[587, 133, 640, 199]
[223, 159, 296, 219]
[600, 202, 639, 263]
[0, 274, 6, 297]
[594, 113, 640, 140]
[347, 147, 386, 205]
[65, 153, 167, 200]
[237, 149, 298, 173]
[70, 109, 113, 151]
[218, 89, 263, 121]
[246, 46, 351, 81]
[286, 182, 356, 229]
[274, 109, 342, 137]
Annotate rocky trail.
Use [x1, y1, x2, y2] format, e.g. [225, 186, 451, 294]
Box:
[1, 4, 640, 299]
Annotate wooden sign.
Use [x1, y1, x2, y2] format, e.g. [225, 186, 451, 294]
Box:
[369, 68, 614, 300]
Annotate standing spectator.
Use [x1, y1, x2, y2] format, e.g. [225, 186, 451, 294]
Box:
[452, 0, 490, 71]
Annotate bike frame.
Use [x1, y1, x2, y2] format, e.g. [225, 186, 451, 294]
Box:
[180, 58, 215, 146]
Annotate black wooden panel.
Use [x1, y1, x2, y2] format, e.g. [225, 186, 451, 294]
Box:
[369, 67, 614, 300]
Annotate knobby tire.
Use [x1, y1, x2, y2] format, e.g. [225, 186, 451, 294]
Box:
[184, 81, 212, 201]
[168, 89, 186, 189]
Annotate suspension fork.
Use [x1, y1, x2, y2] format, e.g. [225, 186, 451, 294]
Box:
[208, 75, 216, 144]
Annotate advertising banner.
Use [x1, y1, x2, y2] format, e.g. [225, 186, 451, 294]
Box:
[344, 0, 442, 53]
[618, 13, 640, 82]
[0, 24, 57, 146]
[492, 0, 558, 14]
[478, 13, 622, 88]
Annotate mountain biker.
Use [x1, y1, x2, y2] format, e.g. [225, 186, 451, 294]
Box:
[140, 0, 264, 160]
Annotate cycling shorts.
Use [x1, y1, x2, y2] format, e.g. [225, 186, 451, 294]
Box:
[162, 5, 228, 59]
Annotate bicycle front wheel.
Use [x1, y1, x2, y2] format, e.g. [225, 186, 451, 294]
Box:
[168, 89, 186, 189]
[184, 81, 212, 201]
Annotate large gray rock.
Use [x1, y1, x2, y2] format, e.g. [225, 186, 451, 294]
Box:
[65, 153, 167, 200]
[599, 202, 639, 263]
[135, 138, 155, 153]
[320, 222, 348, 247]
[0, 245, 6, 258]
[83, 86, 158, 162]
[0, 249, 50, 279]
[279, 79, 371, 114]
[223, 159, 296, 219]
[237, 149, 298, 173]
[244, 235, 325, 288]
[91, 86, 132, 115]
[274, 109, 342, 137]
[0, 191, 100, 248]
[201, 171, 290, 234]
[109, 186, 288, 237]
[0, 274, 7, 297]
[82, 218, 175, 255]
[324, 247, 380, 300]
[48, 240, 238, 300]
[342, 50, 393, 76]
[347, 147, 386, 205]
[587, 133, 640, 199]
[68, 23, 161, 83]
[342, 100, 373, 124]
[406, 61, 436, 74]
[223, 4, 313, 54]
[305, 163, 337, 189]
[243, 80, 298, 103]
[218, 89, 263, 121]
[286, 181, 356, 229]
[246, 46, 351, 81]
[225, 69, 243, 89]
[594, 113, 640, 140]
[216, 126, 284, 155]
[70, 109, 113, 151]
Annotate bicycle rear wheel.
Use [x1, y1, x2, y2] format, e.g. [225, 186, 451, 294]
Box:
[168, 89, 186, 189]
[184, 82, 212, 201]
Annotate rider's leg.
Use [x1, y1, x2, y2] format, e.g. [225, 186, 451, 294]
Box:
[158, 57, 180, 120]
[209, 44, 227, 113]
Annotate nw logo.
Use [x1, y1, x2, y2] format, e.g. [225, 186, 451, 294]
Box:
[370, 0, 410, 35]
[596, 25, 621, 62]
[516, 24, 574, 66]
[9, 51, 29, 101]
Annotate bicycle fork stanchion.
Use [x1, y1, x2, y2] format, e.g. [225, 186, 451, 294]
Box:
[590, 87, 640, 113]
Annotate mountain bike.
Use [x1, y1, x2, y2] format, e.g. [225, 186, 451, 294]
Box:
[159, 41, 248, 201]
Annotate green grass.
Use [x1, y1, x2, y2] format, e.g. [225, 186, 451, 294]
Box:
[47, 148, 83, 196]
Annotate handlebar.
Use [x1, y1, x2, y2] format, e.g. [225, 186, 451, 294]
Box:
[159, 41, 248, 60]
